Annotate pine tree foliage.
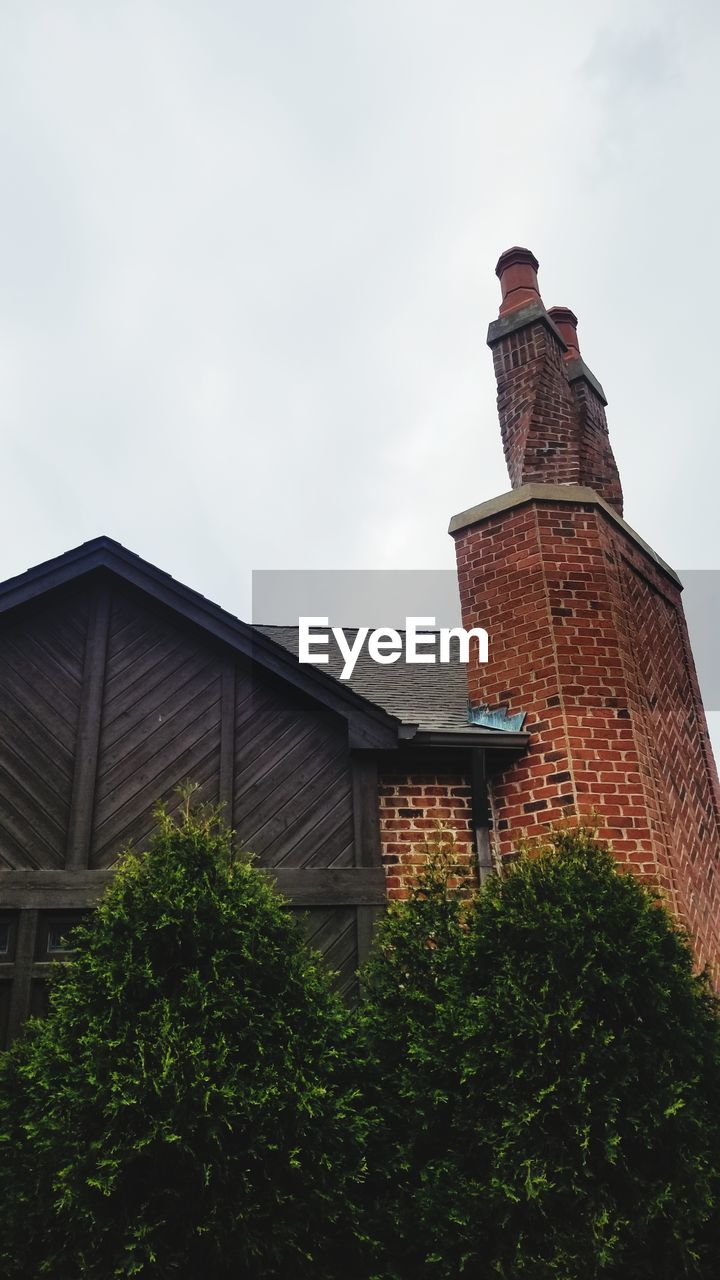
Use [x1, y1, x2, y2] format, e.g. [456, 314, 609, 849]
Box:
[357, 824, 720, 1279]
[0, 792, 366, 1279]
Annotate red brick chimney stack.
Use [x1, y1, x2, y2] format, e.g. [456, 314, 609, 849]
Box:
[547, 303, 624, 514]
[489, 248, 580, 494]
[449, 248, 720, 977]
[547, 305, 580, 359]
[489, 249, 623, 513]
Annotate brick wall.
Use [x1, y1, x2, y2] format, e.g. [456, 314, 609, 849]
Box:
[378, 772, 475, 900]
[452, 494, 720, 975]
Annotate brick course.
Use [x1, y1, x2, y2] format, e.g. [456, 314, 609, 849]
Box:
[378, 772, 475, 899]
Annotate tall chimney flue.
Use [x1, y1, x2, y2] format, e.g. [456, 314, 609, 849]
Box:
[547, 306, 580, 361]
[488, 248, 623, 513]
[495, 246, 541, 315]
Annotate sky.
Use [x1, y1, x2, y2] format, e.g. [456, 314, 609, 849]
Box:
[1, 1, 719, 736]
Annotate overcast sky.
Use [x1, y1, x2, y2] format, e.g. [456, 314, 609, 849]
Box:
[1, 1, 719, 734]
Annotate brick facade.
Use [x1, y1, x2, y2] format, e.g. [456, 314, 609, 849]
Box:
[378, 772, 475, 900]
[448, 248, 720, 976]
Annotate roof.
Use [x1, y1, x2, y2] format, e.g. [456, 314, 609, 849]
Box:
[0, 536, 529, 753]
[255, 625, 478, 734]
[0, 537, 401, 750]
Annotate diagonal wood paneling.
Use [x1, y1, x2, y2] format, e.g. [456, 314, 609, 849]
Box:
[0, 592, 88, 869]
[91, 590, 223, 866]
[294, 906, 359, 1000]
[233, 666, 354, 870]
[0, 576, 385, 1027]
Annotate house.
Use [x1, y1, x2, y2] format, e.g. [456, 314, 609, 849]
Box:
[1, 247, 718, 1042]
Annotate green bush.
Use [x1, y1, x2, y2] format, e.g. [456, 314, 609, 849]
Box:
[0, 794, 366, 1279]
[357, 824, 720, 1279]
[4, 810, 719, 1279]
[356, 827, 478, 1278]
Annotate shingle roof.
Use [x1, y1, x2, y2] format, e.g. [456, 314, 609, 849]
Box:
[254, 626, 477, 734]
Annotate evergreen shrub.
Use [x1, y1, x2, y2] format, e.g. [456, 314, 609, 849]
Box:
[0, 792, 365, 1279]
[357, 823, 720, 1279]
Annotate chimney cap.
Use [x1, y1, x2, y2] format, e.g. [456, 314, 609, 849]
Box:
[495, 246, 539, 278]
[547, 306, 580, 360]
[547, 305, 578, 327]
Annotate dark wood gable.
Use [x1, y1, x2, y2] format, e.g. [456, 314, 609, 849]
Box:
[0, 546, 395, 1041]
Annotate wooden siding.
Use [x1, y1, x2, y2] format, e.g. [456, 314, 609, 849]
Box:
[0, 577, 383, 1039]
[233, 666, 354, 870]
[91, 588, 224, 866]
[0, 591, 88, 869]
[296, 907, 358, 1001]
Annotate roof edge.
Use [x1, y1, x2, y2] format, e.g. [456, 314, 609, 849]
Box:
[0, 536, 404, 747]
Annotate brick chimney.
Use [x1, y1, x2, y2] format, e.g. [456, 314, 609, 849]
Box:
[491, 248, 623, 513]
[450, 249, 720, 976]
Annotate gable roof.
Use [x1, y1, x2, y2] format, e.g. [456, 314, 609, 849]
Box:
[0, 537, 529, 754]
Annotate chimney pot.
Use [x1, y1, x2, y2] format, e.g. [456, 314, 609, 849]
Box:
[548, 306, 580, 360]
[495, 246, 541, 315]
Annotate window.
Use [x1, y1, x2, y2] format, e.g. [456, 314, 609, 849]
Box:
[46, 925, 71, 954]
[36, 913, 86, 960]
[0, 922, 9, 955]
